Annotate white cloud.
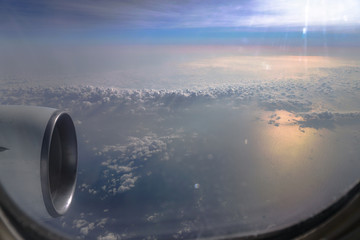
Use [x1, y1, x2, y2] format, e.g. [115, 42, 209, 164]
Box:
[102, 135, 167, 161]
[116, 173, 138, 193]
[97, 232, 122, 240]
[98, 134, 178, 196]
[0, 63, 358, 115]
[145, 212, 161, 223]
[72, 217, 109, 237]
[72, 219, 95, 236]
[259, 98, 313, 112]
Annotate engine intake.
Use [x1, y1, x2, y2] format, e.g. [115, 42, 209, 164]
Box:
[0, 106, 77, 218]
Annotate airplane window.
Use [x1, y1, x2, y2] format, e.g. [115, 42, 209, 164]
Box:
[1, 1, 360, 239]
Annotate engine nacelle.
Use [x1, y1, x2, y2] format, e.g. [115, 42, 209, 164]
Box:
[0, 105, 77, 218]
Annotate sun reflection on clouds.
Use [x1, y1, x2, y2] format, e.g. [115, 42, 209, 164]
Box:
[254, 110, 321, 180]
[251, 110, 320, 209]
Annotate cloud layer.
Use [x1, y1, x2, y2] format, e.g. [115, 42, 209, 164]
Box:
[1, 63, 360, 239]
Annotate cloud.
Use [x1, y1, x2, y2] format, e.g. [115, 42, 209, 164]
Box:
[296, 111, 360, 129]
[259, 98, 313, 112]
[102, 135, 167, 163]
[1, 64, 359, 240]
[105, 172, 139, 195]
[0, 63, 358, 114]
[98, 133, 181, 197]
[71, 215, 109, 237]
[97, 232, 122, 240]
[0, 66, 358, 240]
[145, 212, 162, 223]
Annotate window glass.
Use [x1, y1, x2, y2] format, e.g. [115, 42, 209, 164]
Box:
[0, 1, 360, 239]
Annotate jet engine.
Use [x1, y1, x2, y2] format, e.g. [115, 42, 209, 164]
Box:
[0, 105, 77, 219]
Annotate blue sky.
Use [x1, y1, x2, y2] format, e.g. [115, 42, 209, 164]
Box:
[1, 0, 360, 45]
[1, 0, 360, 83]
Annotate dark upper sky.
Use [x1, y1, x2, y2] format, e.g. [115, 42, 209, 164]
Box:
[1, 0, 360, 45]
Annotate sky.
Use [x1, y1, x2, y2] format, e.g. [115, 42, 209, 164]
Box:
[1, 0, 360, 88]
[1, 0, 360, 45]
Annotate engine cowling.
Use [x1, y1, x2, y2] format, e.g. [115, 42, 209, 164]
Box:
[0, 105, 77, 218]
